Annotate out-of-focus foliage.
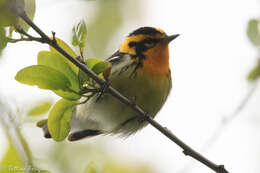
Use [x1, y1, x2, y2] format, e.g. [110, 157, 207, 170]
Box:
[101, 161, 156, 173]
[72, 19, 88, 54]
[0, 142, 25, 173]
[248, 60, 260, 81]
[86, 0, 124, 58]
[27, 100, 53, 116]
[247, 19, 260, 47]
[17, 0, 36, 32]
[0, 105, 36, 173]
[0, 27, 7, 55]
[0, 0, 35, 30]
[84, 160, 156, 173]
[84, 162, 100, 173]
[37, 142, 157, 173]
[247, 19, 260, 81]
[0, 0, 36, 56]
[0, 0, 20, 27]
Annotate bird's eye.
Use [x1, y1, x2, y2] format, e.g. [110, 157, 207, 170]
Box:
[128, 41, 136, 48]
[143, 38, 159, 48]
[144, 42, 154, 47]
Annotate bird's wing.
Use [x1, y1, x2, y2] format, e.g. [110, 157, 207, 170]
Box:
[106, 50, 135, 76]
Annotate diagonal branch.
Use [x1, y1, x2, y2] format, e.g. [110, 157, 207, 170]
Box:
[14, 10, 229, 173]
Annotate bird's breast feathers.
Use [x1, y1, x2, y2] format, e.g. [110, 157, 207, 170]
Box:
[75, 54, 171, 135]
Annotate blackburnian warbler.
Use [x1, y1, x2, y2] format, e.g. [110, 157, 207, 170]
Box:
[46, 27, 179, 141]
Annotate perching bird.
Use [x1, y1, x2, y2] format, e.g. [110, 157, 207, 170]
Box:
[45, 27, 179, 141]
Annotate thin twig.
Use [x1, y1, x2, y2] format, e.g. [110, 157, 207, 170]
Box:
[15, 10, 229, 173]
[202, 83, 257, 152]
[177, 83, 258, 173]
[7, 37, 43, 43]
[0, 100, 33, 173]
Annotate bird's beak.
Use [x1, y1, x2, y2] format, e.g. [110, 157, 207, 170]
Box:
[163, 34, 180, 44]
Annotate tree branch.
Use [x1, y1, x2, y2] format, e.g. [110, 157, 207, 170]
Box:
[7, 37, 42, 43]
[15, 10, 229, 173]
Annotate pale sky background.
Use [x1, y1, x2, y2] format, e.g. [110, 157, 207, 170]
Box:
[1, 0, 260, 173]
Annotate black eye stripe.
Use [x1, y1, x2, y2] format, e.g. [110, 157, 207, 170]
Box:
[128, 38, 160, 49]
[128, 41, 136, 48]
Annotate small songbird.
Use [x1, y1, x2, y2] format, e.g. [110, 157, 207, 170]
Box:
[67, 27, 179, 141]
[44, 27, 179, 141]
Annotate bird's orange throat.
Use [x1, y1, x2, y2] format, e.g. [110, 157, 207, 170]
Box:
[140, 44, 170, 76]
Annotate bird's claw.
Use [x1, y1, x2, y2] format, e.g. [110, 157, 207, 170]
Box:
[96, 80, 111, 102]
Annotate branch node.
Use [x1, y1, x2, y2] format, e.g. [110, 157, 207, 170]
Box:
[130, 96, 137, 107]
[218, 165, 229, 173]
[76, 56, 85, 64]
[183, 150, 189, 156]
[51, 31, 57, 44]
[137, 111, 149, 123]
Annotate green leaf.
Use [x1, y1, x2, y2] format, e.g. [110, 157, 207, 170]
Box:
[15, 65, 72, 91]
[0, 27, 7, 55]
[78, 69, 88, 89]
[37, 51, 79, 90]
[49, 38, 79, 76]
[85, 58, 103, 69]
[92, 61, 111, 75]
[78, 58, 108, 87]
[48, 99, 77, 141]
[247, 19, 260, 46]
[72, 19, 87, 52]
[27, 100, 53, 116]
[248, 62, 260, 81]
[86, 0, 124, 58]
[37, 51, 81, 100]
[53, 90, 81, 101]
[49, 37, 78, 59]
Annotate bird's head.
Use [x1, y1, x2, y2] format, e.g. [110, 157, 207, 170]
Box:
[119, 27, 179, 76]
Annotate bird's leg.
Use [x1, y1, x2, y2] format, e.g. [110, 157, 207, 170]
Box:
[137, 111, 149, 124]
[96, 80, 111, 102]
[130, 96, 146, 124]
